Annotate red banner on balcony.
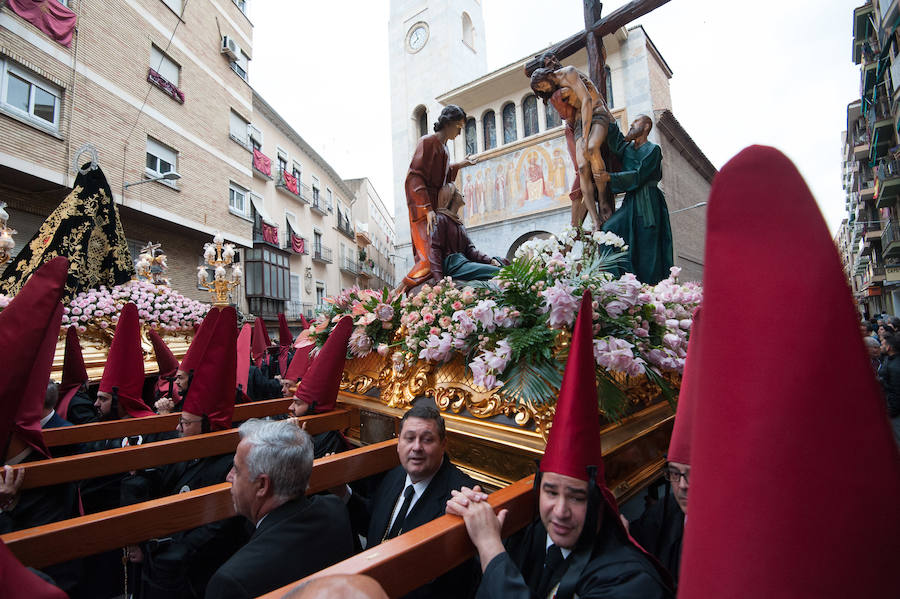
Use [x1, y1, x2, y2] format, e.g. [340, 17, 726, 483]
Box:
[7, 0, 77, 47]
[253, 148, 271, 177]
[262, 222, 278, 245]
[147, 68, 185, 103]
[281, 169, 299, 195]
[291, 233, 305, 254]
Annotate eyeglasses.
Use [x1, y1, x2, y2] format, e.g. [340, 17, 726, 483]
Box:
[664, 468, 689, 484]
[177, 418, 202, 428]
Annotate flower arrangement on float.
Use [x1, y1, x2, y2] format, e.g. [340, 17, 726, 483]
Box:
[306, 226, 702, 420]
[306, 286, 404, 359]
[60, 279, 209, 333]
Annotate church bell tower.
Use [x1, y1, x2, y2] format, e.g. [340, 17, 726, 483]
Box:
[388, 0, 487, 278]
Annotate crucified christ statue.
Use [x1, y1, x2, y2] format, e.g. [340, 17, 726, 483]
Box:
[530, 55, 613, 231]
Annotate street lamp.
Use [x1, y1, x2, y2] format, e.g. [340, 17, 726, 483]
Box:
[124, 171, 182, 189]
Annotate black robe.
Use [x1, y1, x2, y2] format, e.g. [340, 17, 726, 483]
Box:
[627, 493, 684, 585]
[348, 455, 478, 599]
[205, 495, 354, 599]
[246, 365, 283, 401]
[121, 453, 245, 599]
[477, 517, 673, 599]
[64, 390, 98, 425]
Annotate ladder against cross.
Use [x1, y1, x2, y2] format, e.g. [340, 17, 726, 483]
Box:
[524, 0, 672, 98]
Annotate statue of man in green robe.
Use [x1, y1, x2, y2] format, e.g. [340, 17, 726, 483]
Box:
[597, 115, 674, 285]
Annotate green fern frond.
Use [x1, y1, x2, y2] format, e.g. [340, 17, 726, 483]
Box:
[499, 355, 564, 407]
[597, 369, 630, 423]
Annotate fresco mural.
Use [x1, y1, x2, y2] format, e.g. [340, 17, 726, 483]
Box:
[455, 133, 574, 228]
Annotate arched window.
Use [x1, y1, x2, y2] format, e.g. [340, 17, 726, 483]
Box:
[415, 106, 429, 138]
[462, 12, 475, 48]
[502, 102, 517, 144]
[523, 95, 539, 137]
[545, 101, 561, 129]
[482, 110, 496, 150]
[604, 65, 614, 109]
[465, 118, 477, 155]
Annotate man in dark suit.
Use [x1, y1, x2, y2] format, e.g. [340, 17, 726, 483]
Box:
[205, 419, 354, 599]
[345, 404, 477, 598]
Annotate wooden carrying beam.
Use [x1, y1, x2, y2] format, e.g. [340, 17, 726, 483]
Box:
[2, 439, 401, 568]
[522, 0, 671, 75]
[42, 398, 293, 447]
[16, 410, 351, 490]
[258, 475, 538, 599]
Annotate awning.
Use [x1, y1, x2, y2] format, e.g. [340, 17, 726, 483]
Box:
[249, 195, 276, 226]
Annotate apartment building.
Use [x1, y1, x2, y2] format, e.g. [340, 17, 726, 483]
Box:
[841, 1, 900, 317]
[1, 0, 255, 298]
[1, 1, 389, 326]
[345, 177, 397, 291]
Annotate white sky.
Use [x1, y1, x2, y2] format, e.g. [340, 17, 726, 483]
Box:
[250, 0, 861, 234]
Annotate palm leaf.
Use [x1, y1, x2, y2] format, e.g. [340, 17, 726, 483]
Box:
[499, 354, 564, 407]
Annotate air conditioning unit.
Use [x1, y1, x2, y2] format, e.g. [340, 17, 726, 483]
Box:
[221, 35, 240, 61]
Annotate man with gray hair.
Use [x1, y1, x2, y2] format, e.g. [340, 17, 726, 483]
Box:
[205, 419, 354, 599]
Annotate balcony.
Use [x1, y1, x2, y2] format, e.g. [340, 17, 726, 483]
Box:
[863, 262, 886, 288]
[358, 260, 375, 279]
[356, 225, 372, 247]
[337, 218, 355, 240]
[253, 222, 280, 248]
[310, 195, 331, 216]
[860, 176, 876, 201]
[252, 148, 273, 180]
[876, 158, 900, 208]
[276, 170, 309, 203]
[248, 298, 286, 320]
[340, 257, 358, 275]
[853, 3, 875, 63]
[882, 220, 900, 258]
[312, 244, 333, 263]
[286, 302, 317, 321]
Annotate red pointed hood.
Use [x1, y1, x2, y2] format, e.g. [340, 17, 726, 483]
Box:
[149, 328, 181, 403]
[180, 307, 219, 374]
[57, 325, 89, 420]
[0, 538, 68, 599]
[182, 307, 237, 431]
[15, 303, 63, 458]
[678, 146, 900, 598]
[149, 329, 179, 377]
[236, 323, 251, 398]
[251, 317, 271, 367]
[0, 257, 68, 455]
[299, 313, 310, 330]
[277, 313, 293, 374]
[99, 303, 153, 418]
[666, 306, 701, 466]
[540, 289, 605, 483]
[293, 316, 352, 413]
[284, 343, 313, 381]
[277, 313, 293, 347]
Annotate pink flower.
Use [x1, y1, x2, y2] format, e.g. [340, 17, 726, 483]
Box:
[540, 281, 580, 328]
[451, 301, 463, 310]
[423, 313, 435, 324]
[375, 303, 395, 322]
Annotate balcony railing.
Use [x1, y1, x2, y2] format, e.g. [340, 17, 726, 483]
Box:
[312, 244, 333, 263]
[311, 195, 332, 216]
[340, 257, 358, 274]
[882, 220, 900, 257]
[286, 302, 317, 321]
[276, 170, 309, 203]
[337, 218, 355, 240]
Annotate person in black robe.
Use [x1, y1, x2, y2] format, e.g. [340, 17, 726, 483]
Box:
[206, 419, 354, 599]
[246, 364, 284, 401]
[626, 488, 684, 585]
[447, 289, 672, 599]
[63, 387, 98, 425]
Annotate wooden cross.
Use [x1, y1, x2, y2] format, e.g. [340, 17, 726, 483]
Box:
[140, 241, 162, 257]
[524, 0, 672, 98]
